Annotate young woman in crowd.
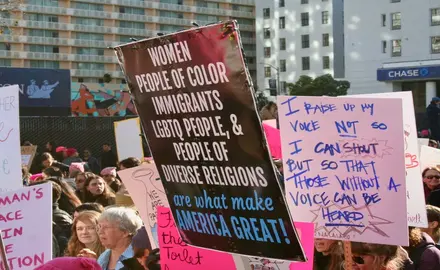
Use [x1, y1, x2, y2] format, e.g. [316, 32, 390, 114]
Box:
[74, 172, 92, 202]
[405, 226, 440, 270]
[73, 202, 104, 218]
[65, 211, 105, 258]
[351, 242, 408, 270]
[41, 152, 69, 174]
[313, 238, 344, 270]
[83, 174, 116, 207]
[422, 205, 440, 247]
[96, 207, 143, 270]
[101, 167, 121, 193]
[423, 167, 440, 202]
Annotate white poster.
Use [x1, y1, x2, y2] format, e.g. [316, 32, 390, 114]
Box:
[114, 117, 144, 162]
[0, 183, 52, 269]
[348, 92, 427, 227]
[420, 145, 440, 170]
[0, 85, 22, 192]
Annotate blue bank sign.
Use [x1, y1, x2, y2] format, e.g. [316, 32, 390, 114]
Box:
[377, 65, 440, 81]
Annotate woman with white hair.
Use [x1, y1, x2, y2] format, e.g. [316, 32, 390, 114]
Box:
[96, 207, 142, 270]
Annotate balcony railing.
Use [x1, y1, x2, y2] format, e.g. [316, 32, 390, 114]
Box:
[0, 49, 118, 63]
[0, 35, 123, 48]
[71, 69, 124, 78]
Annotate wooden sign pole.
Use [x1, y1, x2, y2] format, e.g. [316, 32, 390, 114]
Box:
[344, 241, 352, 270]
[0, 231, 10, 270]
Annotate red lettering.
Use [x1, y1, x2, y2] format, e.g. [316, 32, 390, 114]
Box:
[405, 153, 419, 169]
[5, 244, 13, 254]
[0, 210, 23, 222]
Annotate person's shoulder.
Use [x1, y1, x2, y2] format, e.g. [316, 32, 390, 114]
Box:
[97, 249, 110, 266]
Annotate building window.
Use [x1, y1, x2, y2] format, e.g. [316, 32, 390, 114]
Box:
[301, 0, 308, 4]
[301, 12, 309, 26]
[263, 8, 270, 19]
[432, 36, 440, 53]
[322, 33, 330, 47]
[78, 78, 84, 83]
[280, 60, 286, 72]
[30, 60, 59, 69]
[279, 0, 285, 7]
[391, 12, 401, 30]
[391, 0, 400, 2]
[323, 56, 330, 69]
[302, 57, 310, 70]
[391, 39, 402, 56]
[52, 46, 59, 53]
[280, 81, 286, 94]
[381, 14, 386, 27]
[382, 40, 387, 53]
[264, 47, 271, 58]
[279, 17, 285, 29]
[322, 11, 329, 24]
[301, 35, 310, 48]
[280, 38, 286, 50]
[432, 8, 440, 26]
[264, 67, 271, 77]
[264, 28, 270, 39]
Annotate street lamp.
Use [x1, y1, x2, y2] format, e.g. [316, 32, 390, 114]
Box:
[259, 62, 280, 96]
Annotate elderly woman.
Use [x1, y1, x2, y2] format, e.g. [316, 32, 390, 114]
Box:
[97, 207, 143, 270]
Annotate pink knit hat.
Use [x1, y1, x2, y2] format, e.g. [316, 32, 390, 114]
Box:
[69, 162, 85, 174]
[101, 167, 117, 177]
[34, 257, 102, 270]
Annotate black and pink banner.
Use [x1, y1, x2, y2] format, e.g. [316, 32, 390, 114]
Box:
[114, 21, 305, 260]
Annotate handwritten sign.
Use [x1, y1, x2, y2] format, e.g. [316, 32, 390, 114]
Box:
[348, 92, 427, 227]
[0, 183, 52, 269]
[117, 163, 169, 249]
[0, 85, 22, 192]
[278, 96, 408, 246]
[114, 118, 144, 161]
[114, 21, 305, 260]
[158, 206, 236, 270]
[21, 146, 37, 169]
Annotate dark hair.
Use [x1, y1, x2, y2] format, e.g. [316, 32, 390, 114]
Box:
[102, 143, 111, 146]
[83, 174, 115, 203]
[46, 177, 82, 208]
[74, 202, 104, 214]
[43, 167, 63, 179]
[41, 152, 54, 162]
[422, 167, 440, 178]
[266, 101, 276, 108]
[146, 249, 160, 270]
[119, 157, 141, 169]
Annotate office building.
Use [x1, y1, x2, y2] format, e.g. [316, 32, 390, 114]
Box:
[345, 0, 440, 113]
[0, 0, 256, 84]
[255, 0, 344, 97]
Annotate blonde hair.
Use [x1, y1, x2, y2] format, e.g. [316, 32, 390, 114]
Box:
[65, 211, 105, 257]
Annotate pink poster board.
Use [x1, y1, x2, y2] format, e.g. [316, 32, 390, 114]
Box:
[157, 206, 236, 269]
[277, 96, 408, 246]
[118, 163, 169, 249]
[263, 123, 282, 159]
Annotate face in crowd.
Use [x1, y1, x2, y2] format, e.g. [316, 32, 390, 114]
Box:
[75, 174, 86, 191]
[314, 238, 336, 255]
[87, 177, 105, 196]
[76, 219, 99, 247]
[423, 168, 440, 190]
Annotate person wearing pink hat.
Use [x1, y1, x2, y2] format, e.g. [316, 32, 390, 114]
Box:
[34, 257, 102, 270]
[101, 167, 121, 193]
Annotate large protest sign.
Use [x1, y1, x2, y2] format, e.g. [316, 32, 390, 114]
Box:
[0, 85, 22, 192]
[0, 183, 52, 269]
[114, 117, 144, 161]
[114, 21, 305, 260]
[420, 145, 440, 170]
[118, 163, 169, 249]
[158, 206, 236, 269]
[278, 96, 408, 246]
[348, 92, 426, 227]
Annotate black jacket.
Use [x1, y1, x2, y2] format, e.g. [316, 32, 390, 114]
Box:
[100, 150, 118, 169]
[53, 203, 73, 256]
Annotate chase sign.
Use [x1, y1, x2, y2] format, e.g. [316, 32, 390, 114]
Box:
[377, 65, 440, 81]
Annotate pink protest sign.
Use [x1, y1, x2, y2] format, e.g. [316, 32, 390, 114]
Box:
[157, 206, 236, 270]
[118, 163, 169, 249]
[0, 183, 52, 269]
[278, 96, 408, 246]
[263, 123, 282, 159]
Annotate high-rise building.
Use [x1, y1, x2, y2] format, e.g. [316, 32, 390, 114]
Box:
[0, 0, 256, 84]
[345, 0, 440, 113]
[255, 0, 344, 97]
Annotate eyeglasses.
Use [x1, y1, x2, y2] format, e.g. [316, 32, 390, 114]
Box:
[352, 256, 365, 265]
[425, 175, 440, 180]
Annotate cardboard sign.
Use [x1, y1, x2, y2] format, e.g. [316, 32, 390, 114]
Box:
[20, 146, 37, 169]
[348, 92, 427, 227]
[117, 163, 169, 249]
[0, 85, 22, 192]
[158, 206, 236, 269]
[0, 183, 52, 269]
[263, 123, 282, 159]
[114, 118, 144, 161]
[418, 139, 430, 155]
[278, 96, 408, 246]
[114, 21, 305, 260]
